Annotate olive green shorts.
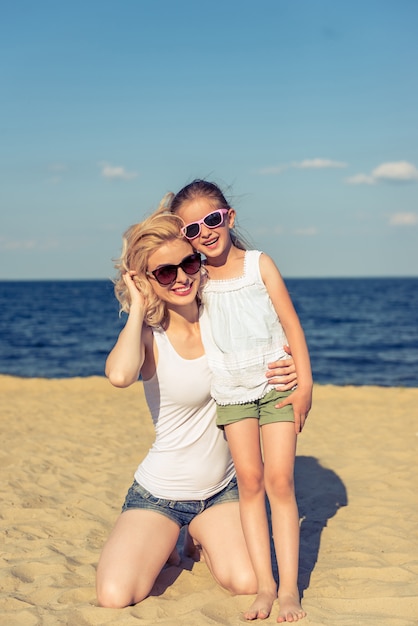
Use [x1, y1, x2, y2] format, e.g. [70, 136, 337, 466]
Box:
[216, 389, 294, 428]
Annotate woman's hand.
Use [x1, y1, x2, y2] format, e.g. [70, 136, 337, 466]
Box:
[265, 345, 297, 391]
[105, 271, 148, 387]
[123, 271, 147, 309]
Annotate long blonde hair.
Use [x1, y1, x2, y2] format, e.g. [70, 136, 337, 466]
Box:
[113, 209, 190, 328]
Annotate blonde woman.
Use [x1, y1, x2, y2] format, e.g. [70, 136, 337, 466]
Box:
[96, 211, 297, 609]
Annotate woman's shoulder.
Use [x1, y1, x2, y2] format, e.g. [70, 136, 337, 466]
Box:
[143, 324, 165, 351]
[144, 324, 164, 341]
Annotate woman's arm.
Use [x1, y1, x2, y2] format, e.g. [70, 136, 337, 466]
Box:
[265, 346, 297, 391]
[105, 273, 149, 388]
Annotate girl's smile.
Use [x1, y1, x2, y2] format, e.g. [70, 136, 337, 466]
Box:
[176, 198, 235, 260]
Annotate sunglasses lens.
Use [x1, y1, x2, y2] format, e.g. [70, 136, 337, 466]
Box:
[154, 266, 177, 285]
[184, 223, 200, 239]
[182, 254, 201, 275]
[151, 254, 201, 285]
[204, 211, 223, 227]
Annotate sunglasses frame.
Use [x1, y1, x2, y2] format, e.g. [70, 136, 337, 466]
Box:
[146, 252, 202, 286]
[181, 208, 229, 240]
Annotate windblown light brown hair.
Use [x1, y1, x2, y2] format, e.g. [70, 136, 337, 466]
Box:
[113, 209, 192, 328]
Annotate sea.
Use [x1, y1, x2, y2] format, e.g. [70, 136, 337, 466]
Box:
[0, 278, 417, 387]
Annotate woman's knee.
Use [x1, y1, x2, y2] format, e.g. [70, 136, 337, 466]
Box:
[96, 575, 146, 608]
[97, 582, 129, 608]
[218, 566, 257, 596]
[211, 557, 257, 595]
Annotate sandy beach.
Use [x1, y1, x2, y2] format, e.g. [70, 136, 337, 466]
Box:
[1, 375, 417, 626]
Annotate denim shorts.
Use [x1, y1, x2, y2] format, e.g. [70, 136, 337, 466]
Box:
[121, 475, 239, 527]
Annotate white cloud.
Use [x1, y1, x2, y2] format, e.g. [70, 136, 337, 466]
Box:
[372, 161, 418, 182]
[49, 163, 68, 172]
[292, 159, 347, 169]
[100, 162, 138, 181]
[345, 174, 376, 185]
[47, 176, 63, 185]
[258, 158, 346, 175]
[252, 225, 284, 235]
[389, 212, 418, 226]
[258, 165, 289, 175]
[0, 237, 36, 250]
[0, 237, 60, 251]
[345, 161, 418, 185]
[293, 227, 318, 236]
[46, 163, 68, 184]
[99, 223, 121, 232]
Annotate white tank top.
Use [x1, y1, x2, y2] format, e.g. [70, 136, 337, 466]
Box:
[134, 327, 235, 500]
[200, 250, 289, 405]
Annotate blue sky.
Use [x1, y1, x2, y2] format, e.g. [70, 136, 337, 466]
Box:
[1, 0, 417, 279]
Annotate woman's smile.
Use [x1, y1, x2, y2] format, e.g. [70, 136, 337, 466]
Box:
[171, 281, 195, 296]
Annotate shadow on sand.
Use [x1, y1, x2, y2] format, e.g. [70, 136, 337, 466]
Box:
[267, 456, 348, 598]
[269, 455, 348, 595]
[148, 525, 196, 597]
[151, 455, 347, 598]
[296, 456, 348, 593]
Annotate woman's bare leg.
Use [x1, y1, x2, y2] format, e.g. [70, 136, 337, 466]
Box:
[188, 500, 257, 596]
[183, 526, 204, 561]
[96, 509, 180, 608]
[262, 422, 306, 623]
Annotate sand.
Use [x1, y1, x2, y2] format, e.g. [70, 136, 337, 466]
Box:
[1, 375, 417, 626]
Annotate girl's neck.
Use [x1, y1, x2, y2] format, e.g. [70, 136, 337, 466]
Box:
[206, 244, 245, 280]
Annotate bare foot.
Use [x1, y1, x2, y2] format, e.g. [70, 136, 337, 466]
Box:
[244, 589, 277, 620]
[276, 591, 306, 623]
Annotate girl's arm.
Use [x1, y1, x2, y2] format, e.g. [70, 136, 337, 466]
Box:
[260, 253, 313, 432]
[105, 273, 151, 388]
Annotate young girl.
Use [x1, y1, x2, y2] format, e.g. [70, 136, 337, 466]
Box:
[96, 210, 298, 609]
[168, 180, 312, 623]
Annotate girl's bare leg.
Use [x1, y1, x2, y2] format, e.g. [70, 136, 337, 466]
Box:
[225, 419, 277, 620]
[188, 500, 257, 596]
[96, 509, 180, 608]
[262, 422, 306, 623]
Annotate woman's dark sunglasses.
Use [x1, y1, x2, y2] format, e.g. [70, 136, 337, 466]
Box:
[146, 252, 202, 286]
[181, 209, 229, 240]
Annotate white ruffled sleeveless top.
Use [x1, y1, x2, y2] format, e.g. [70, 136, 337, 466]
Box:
[199, 250, 289, 405]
